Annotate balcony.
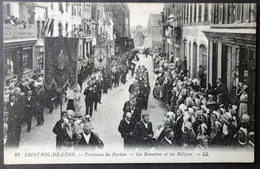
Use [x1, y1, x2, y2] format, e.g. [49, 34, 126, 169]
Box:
[4, 23, 37, 43]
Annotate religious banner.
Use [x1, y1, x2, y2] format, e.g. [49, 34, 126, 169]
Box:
[44, 37, 79, 92]
[93, 45, 108, 70]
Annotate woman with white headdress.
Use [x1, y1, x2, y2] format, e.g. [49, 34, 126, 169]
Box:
[237, 85, 248, 121]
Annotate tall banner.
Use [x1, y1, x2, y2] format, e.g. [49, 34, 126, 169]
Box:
[94, 45, 108, 70]
[44, 37, 79, 92]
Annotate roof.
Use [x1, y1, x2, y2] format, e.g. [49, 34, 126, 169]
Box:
[149, 14, 161, 27]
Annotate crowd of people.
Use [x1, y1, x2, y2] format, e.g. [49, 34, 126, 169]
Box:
[4, 69, 61, 148]
[4, 47, 254, 151]
[117, 48, 254, 151]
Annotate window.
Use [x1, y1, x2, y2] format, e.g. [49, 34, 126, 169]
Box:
[97, 10, 100, 20]
[229, 47, 240, 92]
[224, 4, 229, 23]
[66, 2, 68, 13]
[250, 4, 257, 22]
[183, 4, 186, 23]
[235, 4, 242, 22]
[194, 4, 197, 22]
[204, 4, 208, 21]
[198, 4, 202, 22]
[199, 44, 207, 67]
[37, 52, 44, 69]
[242, 4, 250, 23]
[190, 4, 193, 23]
[42, 21, 45, 33]
[4, 50, 15, 76]
[59, 3, 64, 13]
[186, 4, 189, 23]
[229, 3, 236, 23]
[213, 4, 219, 24]
[37, 21, 41, 38]
[23, 47, 33, 71]
[219, 4, 224, 23]
[7, 3, 10, 16]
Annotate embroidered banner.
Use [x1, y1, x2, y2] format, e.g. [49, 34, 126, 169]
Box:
[44, 37, 79, 92]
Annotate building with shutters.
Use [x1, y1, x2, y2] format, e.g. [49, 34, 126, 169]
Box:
[161, 3, 183, 63]
[203, 3, 256, 118]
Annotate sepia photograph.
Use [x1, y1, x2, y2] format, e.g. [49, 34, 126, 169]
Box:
[2, 2, 256, 164]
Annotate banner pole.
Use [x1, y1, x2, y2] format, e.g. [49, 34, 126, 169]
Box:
[60, 89, 63, 119]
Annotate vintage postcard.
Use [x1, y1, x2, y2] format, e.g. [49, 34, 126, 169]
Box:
[3, 2, 255, 164]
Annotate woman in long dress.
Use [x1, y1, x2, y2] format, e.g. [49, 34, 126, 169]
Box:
[238, 85, 248, 121]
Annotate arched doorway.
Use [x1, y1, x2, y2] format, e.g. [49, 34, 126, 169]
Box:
[199, 44, 207, 70]
[193, 42, 197, 78]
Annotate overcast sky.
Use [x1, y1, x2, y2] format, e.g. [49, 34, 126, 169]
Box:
[128, 3, 164, 28]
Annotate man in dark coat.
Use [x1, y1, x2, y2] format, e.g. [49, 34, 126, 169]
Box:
[175, 109, 184, 145]
[78, 71, 84, 92]
[96, 75, 103, 103]
[34, 86, 46, 126]
[156, 128, 176, 149]
[142, 81, 151, 110]
[133, 112, 155, 149]
[5, 94, 22, 148]
[76, 122, 104, 151]
[214, 78, 228, 105]
[52, 111, 68, 150]
[123, 99, 142, 122]
[22, 89, 36, 132]
[84, 85, 94, 116]
[118, 112, 136, 149]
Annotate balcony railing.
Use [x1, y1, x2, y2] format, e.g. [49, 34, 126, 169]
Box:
[4, 23, 37, 42]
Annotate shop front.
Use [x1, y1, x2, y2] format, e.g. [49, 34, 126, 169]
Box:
[4, 24, 37, 85]
[203, 28, 256, 117]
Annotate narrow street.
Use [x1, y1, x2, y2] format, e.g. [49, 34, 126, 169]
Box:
[18, 54, 167, 151]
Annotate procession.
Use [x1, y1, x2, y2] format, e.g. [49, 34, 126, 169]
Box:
[3, 2, 255, 154]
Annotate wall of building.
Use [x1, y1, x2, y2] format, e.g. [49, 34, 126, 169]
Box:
[183, 25, 209, 78]
[182, 3, 212, 78]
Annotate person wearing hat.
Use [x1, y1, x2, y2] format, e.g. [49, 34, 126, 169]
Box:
[84, 84, 95, 117]
[53, 111, 68, 150]
[175, 109, 184, 145]
[76, 122, 104, 150]
[96, 75, 103, 104]
[102, 68, 109, 94]
[181, 121, 196, 148]
[209, 120, 224, 147]
[121, 66, 128, 84]
[5, 94, 22, 148]
[118, 112, 136, 149]
[21, 89, 36, 133]
[214, 78, 228, 103]
[142, 81, 151, 110]
[35, 86, 46, 126]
